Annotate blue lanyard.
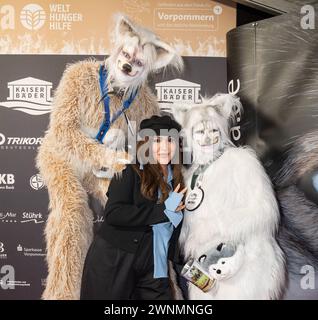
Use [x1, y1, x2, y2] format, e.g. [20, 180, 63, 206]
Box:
[96, 64, 138, 143]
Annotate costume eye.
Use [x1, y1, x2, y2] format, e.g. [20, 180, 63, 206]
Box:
[196, 130, 204, 134]
[122, 51, 130, 59]
[135, 60, 143, 67]
[297, 170, 318, 205]
[222, 261, 226, 264]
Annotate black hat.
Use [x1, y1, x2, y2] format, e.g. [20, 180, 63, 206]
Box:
[139, 115, 181, 136]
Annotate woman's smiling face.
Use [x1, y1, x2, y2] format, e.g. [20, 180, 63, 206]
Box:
[151, 135, 177, 165]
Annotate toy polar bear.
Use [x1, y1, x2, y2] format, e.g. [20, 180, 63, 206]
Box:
[37, 14, 183, 300]
[164, 94, 286, 300]
[198, 243, 245, 282]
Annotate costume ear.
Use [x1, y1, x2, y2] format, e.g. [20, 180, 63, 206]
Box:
[159, 103, 189, 127]
[115, 14, 136, 37]
[216, 243, 224, 251]
[153, 39, 183, 71]
[198, 254, 207, 263]
[207, 93, 242, 122]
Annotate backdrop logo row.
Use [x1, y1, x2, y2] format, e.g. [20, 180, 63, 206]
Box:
[0, 0, 236, 55]
[0, 76, 202, 116]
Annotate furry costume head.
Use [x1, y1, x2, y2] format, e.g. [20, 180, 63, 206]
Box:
[161, 93, 242, 164]
[107, 14, 183, 95]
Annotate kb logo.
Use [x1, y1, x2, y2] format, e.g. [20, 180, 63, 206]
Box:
[0, 242, 4, 253]
[0, 174, 15, 185]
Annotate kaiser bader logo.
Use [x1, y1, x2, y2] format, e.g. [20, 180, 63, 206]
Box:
[0, 77, 52, 115]
[155, 79, 202, 104]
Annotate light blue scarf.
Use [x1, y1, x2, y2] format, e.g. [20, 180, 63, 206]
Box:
[140, 163, 183, 278]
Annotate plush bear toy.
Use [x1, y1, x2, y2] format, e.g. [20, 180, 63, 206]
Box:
[198, 243, 244, 281]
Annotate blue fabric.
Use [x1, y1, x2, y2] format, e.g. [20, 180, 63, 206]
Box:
[96, 64, 138, 143]
[153, 165, 183, 278]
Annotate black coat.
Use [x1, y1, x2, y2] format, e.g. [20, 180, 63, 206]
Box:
[98, 164, 183, 264]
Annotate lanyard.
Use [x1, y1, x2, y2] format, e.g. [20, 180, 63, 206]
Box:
[190, 150, 225, 189]
[95, 64, 138, 143]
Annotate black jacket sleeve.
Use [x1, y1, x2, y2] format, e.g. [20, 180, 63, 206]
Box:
[104, 165, 170, 227]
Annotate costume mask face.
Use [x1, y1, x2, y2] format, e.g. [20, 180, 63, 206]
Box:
[192, 120, 222, 162]
[109, 15, 183, 90]
[115, 35, 146, 85]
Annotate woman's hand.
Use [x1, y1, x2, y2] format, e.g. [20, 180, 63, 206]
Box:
[173, 183, 187, 212]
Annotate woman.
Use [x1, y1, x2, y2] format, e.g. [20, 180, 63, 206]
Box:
[80, 115, 187, 300]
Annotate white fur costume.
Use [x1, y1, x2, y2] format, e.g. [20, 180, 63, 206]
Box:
[165, 94, 286, 300]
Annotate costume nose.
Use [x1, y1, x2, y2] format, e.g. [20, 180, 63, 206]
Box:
[122, 63, 132, 73]
[205, 137, 212, 144]
[216, 269, 222, 274]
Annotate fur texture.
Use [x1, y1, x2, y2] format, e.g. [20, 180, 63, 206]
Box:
[37, 14, 182, 300]
[165, 94, 286, 299]
[275, 131, 318, 298]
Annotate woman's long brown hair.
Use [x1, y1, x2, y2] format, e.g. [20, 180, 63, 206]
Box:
[132, 138, 185, 204]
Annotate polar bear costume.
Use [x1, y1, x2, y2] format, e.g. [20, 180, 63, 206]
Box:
[165, 94, 286, 299]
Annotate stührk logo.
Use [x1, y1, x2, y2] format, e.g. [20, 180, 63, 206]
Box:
[0, 77, 52, 115]
[20, 4, 46, 31]
[30, 174, 44, 190]
[155, 79, 202, 105]
[21, 211, 45, 224]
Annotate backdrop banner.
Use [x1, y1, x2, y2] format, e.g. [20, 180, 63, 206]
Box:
[0, 0, 237, 300]
[0, 0, 235, 56]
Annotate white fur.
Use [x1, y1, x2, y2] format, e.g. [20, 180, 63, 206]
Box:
[170, 94, 286, 300]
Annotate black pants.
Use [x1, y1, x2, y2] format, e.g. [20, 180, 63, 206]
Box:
[80, 232, 173, 300]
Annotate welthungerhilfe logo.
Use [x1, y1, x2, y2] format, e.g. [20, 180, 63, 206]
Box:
[20, 3, 46, 31]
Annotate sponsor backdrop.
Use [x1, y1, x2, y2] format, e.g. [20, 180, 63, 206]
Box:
[0, 0, 236, 56]
[0, 1, 235, 299]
